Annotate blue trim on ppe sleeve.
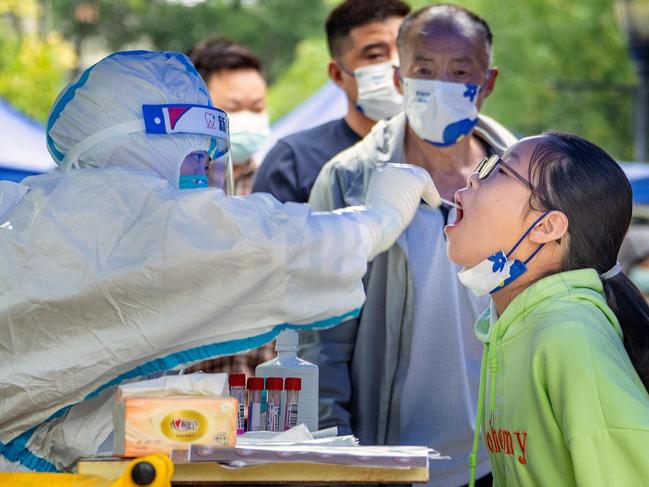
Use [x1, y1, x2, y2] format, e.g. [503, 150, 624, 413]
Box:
[0, 429, 59, 472]
[85, 308, 361, 401]
[0, 307, 361, 471]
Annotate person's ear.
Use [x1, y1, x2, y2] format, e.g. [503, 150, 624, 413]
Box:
[528, 210, 569, 245]
[476, 67, 498, 110]
[393, 66, 403, 95]
[328, 60, 344, 88]
[483, 68, 498, 97]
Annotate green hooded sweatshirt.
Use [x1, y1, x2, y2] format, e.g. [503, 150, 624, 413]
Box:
[469, 269, 649, 486]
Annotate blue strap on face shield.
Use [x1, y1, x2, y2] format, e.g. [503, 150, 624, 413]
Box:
[59, 104, 231, 171]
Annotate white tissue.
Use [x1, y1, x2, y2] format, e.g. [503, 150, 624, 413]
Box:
[116, 373, 229, 398]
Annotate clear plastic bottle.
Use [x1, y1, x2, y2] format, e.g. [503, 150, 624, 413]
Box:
[228, 373, 246, 435]
[255, 330, 319, 432]
[283, 377, 301, 431]
[265, 377, 283, 432]
[246, 377, 265, 432]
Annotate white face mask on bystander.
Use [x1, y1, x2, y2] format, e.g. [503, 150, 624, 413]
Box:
[351, 61, 404, 121]
[403, 78, 481, 147]
[226, 110, 271, 164]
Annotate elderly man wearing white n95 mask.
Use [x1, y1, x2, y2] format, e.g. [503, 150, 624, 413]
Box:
[0, 50, 440, 472]
[304, 5, 517, 487]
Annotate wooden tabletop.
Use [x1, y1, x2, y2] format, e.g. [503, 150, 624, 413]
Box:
[76, 458, 429, 485]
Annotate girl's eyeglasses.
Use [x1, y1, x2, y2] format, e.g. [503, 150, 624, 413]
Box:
[475, 154, 532, 190]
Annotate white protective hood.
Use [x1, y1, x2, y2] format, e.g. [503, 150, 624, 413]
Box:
[46, 50, 229, 182]
[0, 51, 374, 471]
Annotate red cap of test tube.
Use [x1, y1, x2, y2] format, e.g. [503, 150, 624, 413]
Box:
[246, 377, 265, 390]
[284, 377, 302, 390]
[228, 373, 245, 387]
[266, 377, 284, 390]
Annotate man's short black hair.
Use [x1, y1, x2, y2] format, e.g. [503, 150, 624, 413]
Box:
[188, 38, 263, 81]
[326, 0, 411, 58]
[397, 4, 493, 58]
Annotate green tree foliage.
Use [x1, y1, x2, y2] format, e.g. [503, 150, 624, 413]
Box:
[439, 0, 636, 160]
[50, 0, 328, 83]
[0, 0, 639, 160]
[0, 0, 76, 122]
[270, 0, 636, 159]
[266, 36, 331, 121]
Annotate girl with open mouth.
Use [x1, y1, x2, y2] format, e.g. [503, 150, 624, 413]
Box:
[445, 132, 649, 486]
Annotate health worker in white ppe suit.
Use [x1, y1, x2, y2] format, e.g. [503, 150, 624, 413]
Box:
[0, 50, 441, 472]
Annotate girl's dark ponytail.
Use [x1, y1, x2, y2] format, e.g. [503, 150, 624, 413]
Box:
[602, 273, 649, 390]
[530, 132, 649, 391]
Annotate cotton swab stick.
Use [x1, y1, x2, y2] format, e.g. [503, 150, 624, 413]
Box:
[440, 197, 459, 208]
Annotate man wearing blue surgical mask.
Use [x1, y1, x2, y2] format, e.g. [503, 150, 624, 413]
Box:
[303, 5, 516, 487]
[189, 38, 269, 195]
[253, 0, 410, 204]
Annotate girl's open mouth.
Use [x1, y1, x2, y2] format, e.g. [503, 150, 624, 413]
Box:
[444, 195, 464, 232]
[454, 202, 464, 224]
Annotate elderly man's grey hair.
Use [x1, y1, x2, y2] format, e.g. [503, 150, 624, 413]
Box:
[397, 3, 493, 67]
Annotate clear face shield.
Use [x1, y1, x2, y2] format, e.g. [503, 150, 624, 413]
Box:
[60, 103, 236, 194]
[142, 104, 235, 194]
[206, 149, 236, 194]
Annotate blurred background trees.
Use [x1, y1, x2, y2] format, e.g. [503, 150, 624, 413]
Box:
[0, 0, 638, 160]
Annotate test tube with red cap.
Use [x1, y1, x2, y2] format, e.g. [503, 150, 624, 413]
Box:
[283, 377, 302, 431]
[246, 377, 265, 432]
[265, 377, 284, 432]
[228, 373, 246, 434]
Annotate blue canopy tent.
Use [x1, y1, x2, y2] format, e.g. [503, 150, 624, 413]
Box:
[0, 97, 56, 182]
[254, 80, 347, 163]
[621, 163, 649, 206]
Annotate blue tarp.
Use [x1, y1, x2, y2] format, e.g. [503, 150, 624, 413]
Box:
[255, 80, 347, 162]
[620, 163, 649, 206]
[0, 97, 56, 182]
[0, 167, 40, 181]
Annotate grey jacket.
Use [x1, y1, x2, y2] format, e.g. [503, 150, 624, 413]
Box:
[302, 113, 517, 446]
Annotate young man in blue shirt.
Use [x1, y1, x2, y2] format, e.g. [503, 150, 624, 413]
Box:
[252, 0, 410, 203]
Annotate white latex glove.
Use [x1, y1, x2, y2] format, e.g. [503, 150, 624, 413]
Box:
[365, 163, 441, 258]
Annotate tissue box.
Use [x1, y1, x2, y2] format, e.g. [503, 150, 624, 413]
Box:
[113, 396, 237, 457]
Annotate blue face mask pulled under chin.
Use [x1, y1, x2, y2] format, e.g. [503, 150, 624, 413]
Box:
[457, 212, 549, 296]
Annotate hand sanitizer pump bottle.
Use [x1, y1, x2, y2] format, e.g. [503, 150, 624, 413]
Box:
[255, 329, 319, 432]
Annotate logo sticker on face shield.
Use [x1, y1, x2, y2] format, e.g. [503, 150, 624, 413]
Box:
[142, 104, 229, 158]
